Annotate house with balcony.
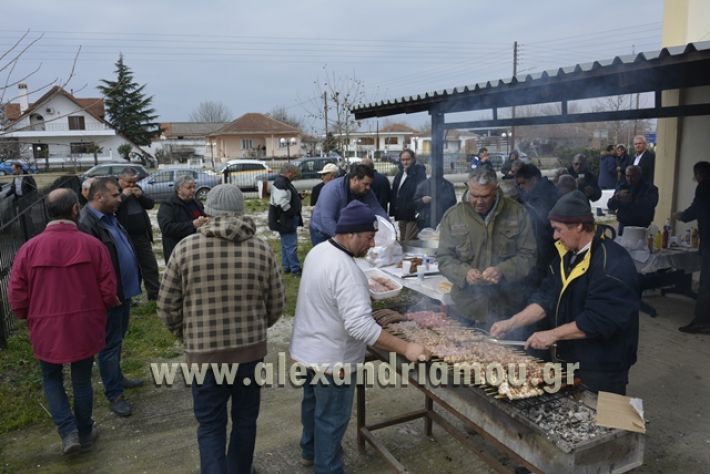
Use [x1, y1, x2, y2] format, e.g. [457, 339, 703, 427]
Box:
[1, 83, 147, 169]
[340, 123, 421, 158]
[155, 122, 228, 166]
[207, 113, 302, 162]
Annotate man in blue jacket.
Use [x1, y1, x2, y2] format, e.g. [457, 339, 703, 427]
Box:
[491, 191, 640, 394]
[309, 164, 388, 246]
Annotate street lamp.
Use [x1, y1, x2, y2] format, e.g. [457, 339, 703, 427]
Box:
[280, 137, 296, 162]
[501, 132, 509, 155]
[413, 136, 420, 154]
[352, 138, 361, 159]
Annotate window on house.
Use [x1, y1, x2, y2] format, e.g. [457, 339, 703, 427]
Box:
[70, 142, 94, 154]
[385, 137, 398, 145]
[360, 137, 375, 145]
[241, 139, 254, 150]
[68, 116, 85, 130]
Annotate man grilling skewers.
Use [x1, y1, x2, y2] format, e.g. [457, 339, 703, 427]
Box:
[491, 191, 640, 395]
[290, 200, 430, 473]
[438, 166, 537, 328]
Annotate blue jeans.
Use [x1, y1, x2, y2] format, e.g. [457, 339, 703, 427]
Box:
[99, 298, 131, 401]
[309, 225, 330, 247]
[40, 357, 94, 438]
[300, 370, 355, 474]
[192, 360, 261, 474]
[279, 231, 301, 273]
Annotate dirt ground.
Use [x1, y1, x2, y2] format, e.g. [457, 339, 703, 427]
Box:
[1, 292, 709, 474]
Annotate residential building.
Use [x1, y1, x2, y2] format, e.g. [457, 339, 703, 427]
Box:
[1, 84, 148, 168]
[207, 113, 301, 162]
[155, 122, 228, 166]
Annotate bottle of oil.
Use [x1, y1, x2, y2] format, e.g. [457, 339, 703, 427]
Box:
[692, 227, 700, 249]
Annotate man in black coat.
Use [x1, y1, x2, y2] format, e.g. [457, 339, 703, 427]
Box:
[632, 135, 655, 184]
[362, 157, 391, 213]
[675, 161, 710, 334]
[607, 165, 659, 235]
[492, 191, 640, 394]
[516, 164, 559, 285]
[390, 149, 426, 241]
[567, 154, 602, 202]
[269, 163, 303, 276]
[413, 175, 456, 230]
[157, 175, 207, 263]
[116, 168, 160, 301]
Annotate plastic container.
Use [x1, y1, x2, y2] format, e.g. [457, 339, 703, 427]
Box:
[363, 268, 402, 300]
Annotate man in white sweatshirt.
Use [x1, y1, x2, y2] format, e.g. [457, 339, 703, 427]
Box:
[290, 200, 429, 473]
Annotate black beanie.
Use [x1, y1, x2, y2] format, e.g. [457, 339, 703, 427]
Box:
[335, 201, 379, 234]
[548, 190, 594, 223]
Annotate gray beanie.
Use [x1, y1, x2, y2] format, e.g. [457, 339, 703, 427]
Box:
[204, 184, 244, 216]
[548, 190, 593, 223]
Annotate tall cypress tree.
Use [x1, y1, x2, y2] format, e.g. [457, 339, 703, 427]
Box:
[98, 54, 159, 148]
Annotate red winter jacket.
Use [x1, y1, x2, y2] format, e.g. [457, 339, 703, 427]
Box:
[9, 222, 118, 363]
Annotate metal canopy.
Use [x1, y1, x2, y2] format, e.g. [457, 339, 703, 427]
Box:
[352, 41, 710, 127]
[351, 41, 710, 229]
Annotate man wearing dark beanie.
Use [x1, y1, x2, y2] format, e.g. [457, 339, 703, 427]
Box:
[491, 190, 640, 395]
[291, 200, 430, 471]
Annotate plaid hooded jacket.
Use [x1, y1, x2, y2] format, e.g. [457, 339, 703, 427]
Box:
[157, 215, 284, 364]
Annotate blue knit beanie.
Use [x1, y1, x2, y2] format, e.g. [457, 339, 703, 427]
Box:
[335, 201, 379, 234]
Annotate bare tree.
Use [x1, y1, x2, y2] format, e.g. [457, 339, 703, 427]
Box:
[189, 101, 232, 122]
[305, 66, 365, 154]
[269, 106, 303, 130]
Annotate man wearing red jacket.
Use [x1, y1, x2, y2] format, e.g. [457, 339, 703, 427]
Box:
[9, 189, 117, 455]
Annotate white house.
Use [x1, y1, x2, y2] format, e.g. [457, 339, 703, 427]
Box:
[1, 83, 148, 168]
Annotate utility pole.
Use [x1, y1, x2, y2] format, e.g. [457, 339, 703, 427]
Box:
[323, 91, 329, 136]
[511, 41, 518, 155]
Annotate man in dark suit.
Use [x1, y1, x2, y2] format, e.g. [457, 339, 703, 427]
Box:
[632, 135, 655, 183]
[6, 162, 38, 235]
[390, 149, 426, 241]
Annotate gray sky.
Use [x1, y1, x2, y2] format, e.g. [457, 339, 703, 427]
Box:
[3, 0, 667, 133]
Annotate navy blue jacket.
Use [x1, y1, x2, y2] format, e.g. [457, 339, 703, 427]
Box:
[531, 232, 640, 390]
[607, 180, 659, 234]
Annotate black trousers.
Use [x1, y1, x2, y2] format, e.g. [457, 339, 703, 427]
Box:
[695, 249, 710, 324]
[129, 233, 160, 300]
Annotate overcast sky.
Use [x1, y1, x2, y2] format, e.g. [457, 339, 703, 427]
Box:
[3, 0, 669, 133]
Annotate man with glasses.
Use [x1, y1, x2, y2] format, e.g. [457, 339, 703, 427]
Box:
[79, 177, 142, 417]
[116, 168, 160, 301]
[438, 167, 536, 329]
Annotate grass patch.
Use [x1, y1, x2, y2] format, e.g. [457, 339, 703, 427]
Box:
[0, 300, 176, 435]
[266, 236, 313, 316]
[245, 197, 269, 214]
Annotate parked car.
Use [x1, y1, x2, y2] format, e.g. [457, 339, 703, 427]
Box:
[254, 157, 340, 183]
[81, 163, 150, 182]
[137, 168, 220, 203]
[0, 160, 39, 175]
[221, 159, 271, 191]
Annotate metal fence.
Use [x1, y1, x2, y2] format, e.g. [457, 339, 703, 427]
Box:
[0, 191, 49, 348]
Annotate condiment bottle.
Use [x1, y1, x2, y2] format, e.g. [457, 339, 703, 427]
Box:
[692, 227, 700, 248]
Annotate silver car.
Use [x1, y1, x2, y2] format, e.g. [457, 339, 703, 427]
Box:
[138, 168, 220, 203]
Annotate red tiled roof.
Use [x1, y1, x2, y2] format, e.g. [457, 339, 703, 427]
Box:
[6, 86, 106, 124]
[211, 113, 300, 135]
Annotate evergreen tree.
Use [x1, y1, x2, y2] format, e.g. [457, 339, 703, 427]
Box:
[98, 54, 159, 147]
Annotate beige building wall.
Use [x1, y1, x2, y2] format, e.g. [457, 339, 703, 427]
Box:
[657, 0, 710, 232]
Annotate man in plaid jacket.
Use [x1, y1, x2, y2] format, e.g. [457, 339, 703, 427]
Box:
[158, 184, 284, 474]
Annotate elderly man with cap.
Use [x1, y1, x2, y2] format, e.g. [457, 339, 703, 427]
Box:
[291, 200, 430, 473]
[158, 184, 285, 474]
[310, 163, 339, 207]
[491, 190, 640, 395]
